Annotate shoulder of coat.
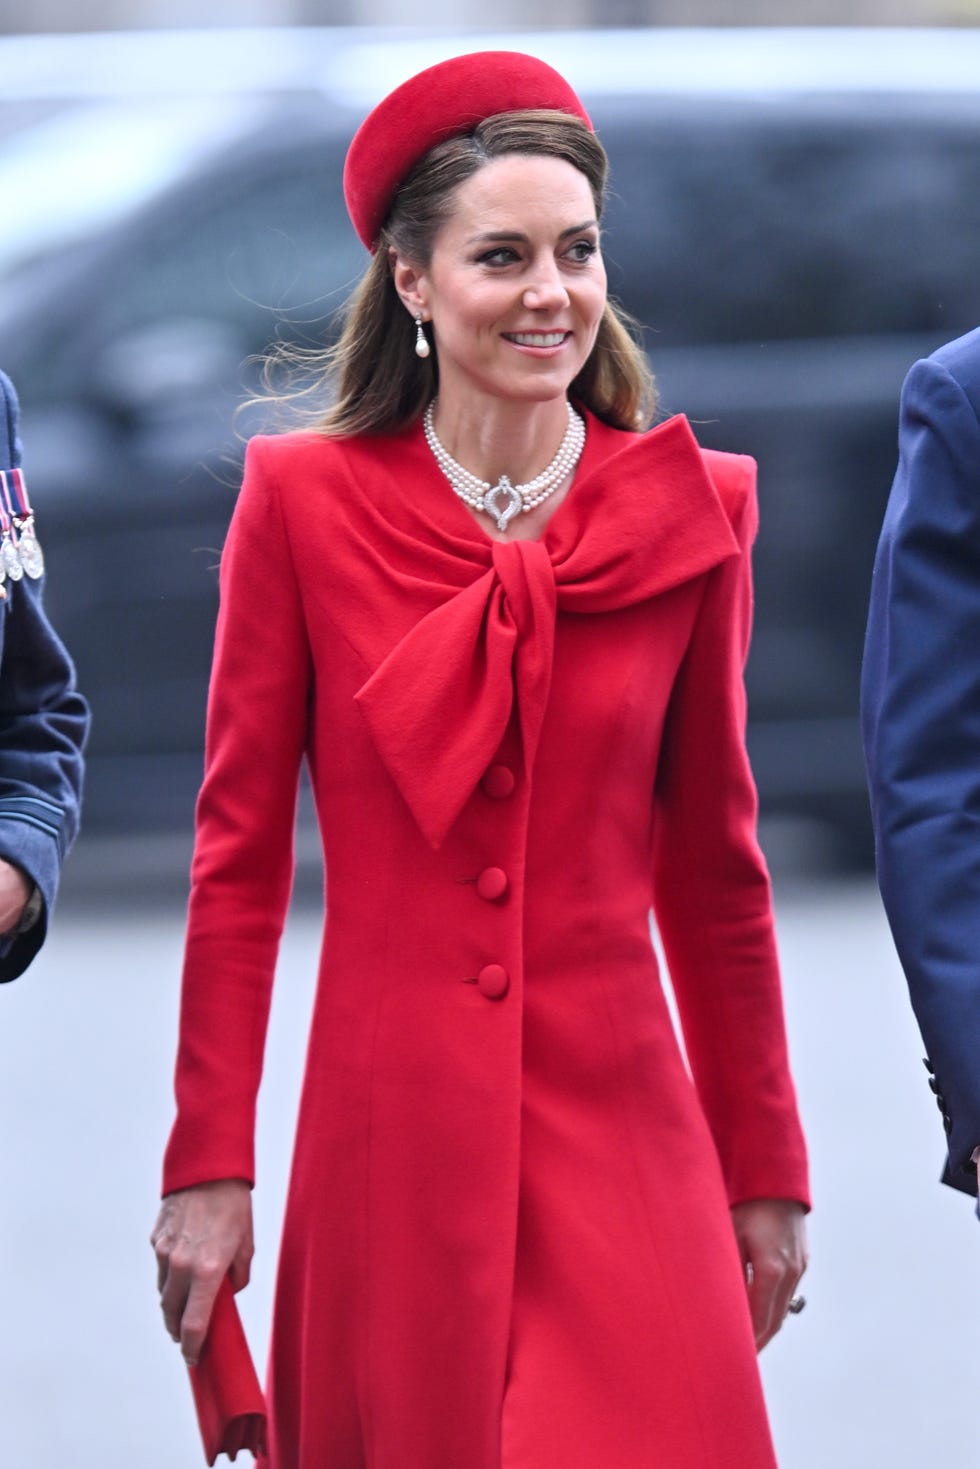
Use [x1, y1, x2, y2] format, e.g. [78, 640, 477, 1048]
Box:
[246, 427, 345, 470]
[922, 327, 980, 420]
[697, 447, 757, 529]
[929, 324, 980, 382]
[242, 429, 377, 516]
[245, 426, 412, 479]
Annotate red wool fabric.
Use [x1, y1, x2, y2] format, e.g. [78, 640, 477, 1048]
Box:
[188, 1276, 267, 1465]
[164, 411, 810, 1469]
[343, 50, 593, 250]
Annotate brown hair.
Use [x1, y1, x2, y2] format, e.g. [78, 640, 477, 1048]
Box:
[266, 110, 655, 436]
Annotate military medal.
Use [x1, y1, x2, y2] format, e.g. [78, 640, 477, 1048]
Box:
[0, 475, 21, 584]
[0, 468, 43, 580]
[0, 483, 6, 597]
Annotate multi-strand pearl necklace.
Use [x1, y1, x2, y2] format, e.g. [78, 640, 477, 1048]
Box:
[423, 400, 586, 534]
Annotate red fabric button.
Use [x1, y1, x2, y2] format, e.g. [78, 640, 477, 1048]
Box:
[476, 867, 509, 901]
[481, 764, 516, 800]
[477, 964, 509, 1000]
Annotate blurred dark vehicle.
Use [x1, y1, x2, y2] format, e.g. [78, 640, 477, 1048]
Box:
[2, 29, 979, 867]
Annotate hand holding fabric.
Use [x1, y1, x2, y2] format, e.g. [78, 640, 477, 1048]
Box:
[151, 1177, 254, 1366]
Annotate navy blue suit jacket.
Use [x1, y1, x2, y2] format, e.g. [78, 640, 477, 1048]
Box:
[0, 370, 88, 982]
[862, 326, 980, 1195]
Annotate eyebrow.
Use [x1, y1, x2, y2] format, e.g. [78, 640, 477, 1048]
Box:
[465, 220, 599, 245]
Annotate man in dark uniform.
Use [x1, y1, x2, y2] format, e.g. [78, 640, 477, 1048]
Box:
[862, 326, 980, 1199]
[0, 369, 88, 982]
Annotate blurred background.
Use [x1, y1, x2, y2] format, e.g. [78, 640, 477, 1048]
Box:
[1, 6, 979, 1469]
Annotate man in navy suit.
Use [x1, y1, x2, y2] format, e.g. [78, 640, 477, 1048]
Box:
[862, 326, 980, 1197]
[0, 370, 88, 982]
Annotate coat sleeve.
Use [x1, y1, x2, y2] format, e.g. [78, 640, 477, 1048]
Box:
[162, 436, 312, 1195]
[0, 368, 88, 984]
[861, 347, 980, 1195]
[0, 575, 89, 982]
[651, 455, 810, 1210]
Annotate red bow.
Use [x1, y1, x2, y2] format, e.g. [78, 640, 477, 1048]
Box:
[356, 415, 739, 848]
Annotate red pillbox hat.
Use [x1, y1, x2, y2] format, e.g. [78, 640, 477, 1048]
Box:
[343, 50, 593, 251]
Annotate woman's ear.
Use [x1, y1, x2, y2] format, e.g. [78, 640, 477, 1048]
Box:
[389, 248, 428, 319]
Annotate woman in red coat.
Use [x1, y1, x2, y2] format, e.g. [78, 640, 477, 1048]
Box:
[152, 51, 809, 1469]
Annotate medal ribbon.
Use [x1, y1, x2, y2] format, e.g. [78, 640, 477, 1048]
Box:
[6, 468, 32, 519]
[0, 477, 9, 596]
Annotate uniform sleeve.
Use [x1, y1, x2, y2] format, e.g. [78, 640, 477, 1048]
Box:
[861, 353, 980, 1194]
[0, 367, 88, 982]
[651, 458, 810, 1210]
[0, 574, 89, 983]
[162, 436, 312, 1195]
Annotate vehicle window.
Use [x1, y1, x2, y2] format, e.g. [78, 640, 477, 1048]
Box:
[13, 131, 364, 418]
[595, 96, 980, 348]
[89, 142, 362, 351]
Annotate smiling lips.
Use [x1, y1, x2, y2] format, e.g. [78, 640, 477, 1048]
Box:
[504, 330, 571, 348]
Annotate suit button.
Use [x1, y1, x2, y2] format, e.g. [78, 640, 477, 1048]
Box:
[481, 764, 516, 800]
[476, 867, 509, 901]
[928, 1077, 941, 1095]
[477, 964, 509, 999]
[943, 1115, 953, 1135]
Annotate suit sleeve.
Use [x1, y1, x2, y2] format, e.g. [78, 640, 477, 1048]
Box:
[162, 436, 312, 1195]
[652, 458, 810, 1210]
[862, 354, 980, 1194]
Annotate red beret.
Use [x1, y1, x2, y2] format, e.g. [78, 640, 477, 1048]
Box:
[343, 50, 593, 251]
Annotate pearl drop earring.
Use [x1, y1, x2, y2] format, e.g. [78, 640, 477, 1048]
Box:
[414, 312, 431, 360]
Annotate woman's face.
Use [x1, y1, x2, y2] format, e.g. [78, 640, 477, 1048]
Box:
[407, 153, 607, 412]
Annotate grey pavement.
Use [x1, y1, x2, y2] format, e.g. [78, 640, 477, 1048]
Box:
[1, 862, 977, 1468]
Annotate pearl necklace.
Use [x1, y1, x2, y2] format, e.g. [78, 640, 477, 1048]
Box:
[423, 400, 586, 534]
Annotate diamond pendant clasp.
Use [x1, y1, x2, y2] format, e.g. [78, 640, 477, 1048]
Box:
[485, 476, 522, 532]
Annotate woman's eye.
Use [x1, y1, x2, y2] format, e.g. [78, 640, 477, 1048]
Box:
[566, 240, 598, 263]
[478, 247, 520, 266]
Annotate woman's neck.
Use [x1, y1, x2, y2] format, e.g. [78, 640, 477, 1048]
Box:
[429, 392, 572, 487]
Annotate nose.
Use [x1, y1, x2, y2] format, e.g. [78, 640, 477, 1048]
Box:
[522, 258, 569, 311]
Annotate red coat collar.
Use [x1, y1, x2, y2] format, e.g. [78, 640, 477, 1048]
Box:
[355, 412, 741, 847]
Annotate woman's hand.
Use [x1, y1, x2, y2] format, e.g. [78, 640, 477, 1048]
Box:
[730, 1197, 808, 1352]
[150, 1178, 254, 1366]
